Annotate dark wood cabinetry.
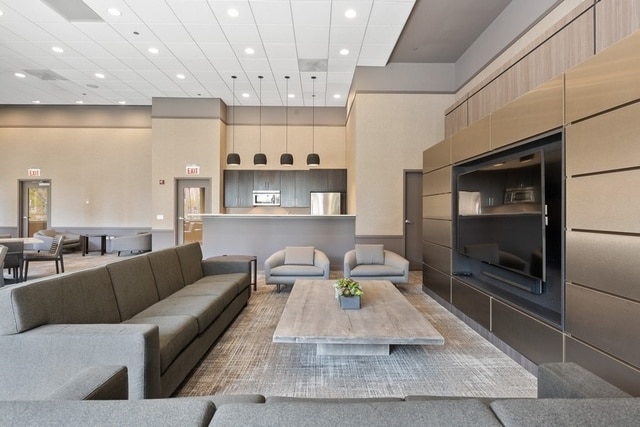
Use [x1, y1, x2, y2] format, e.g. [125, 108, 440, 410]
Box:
[280, 170, 310, 208]
[253, 170, 280, 190]
[309, 169, 347, 192]
[224, 170, 253, 207]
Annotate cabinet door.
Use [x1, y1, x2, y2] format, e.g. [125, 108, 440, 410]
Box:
[253, 170, 281, 190]
[294, 170, 310, 207]
[237, 171, 254, 207]
[224, 170, 253, 207]
[327, 169, 347, 191]
[280, 171, 296, 207]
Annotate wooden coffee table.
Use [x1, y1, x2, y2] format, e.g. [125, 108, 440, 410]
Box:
[273, 279, 444, 355]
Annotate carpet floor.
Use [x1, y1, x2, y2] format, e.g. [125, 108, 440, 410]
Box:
[15, 252, 537, 399]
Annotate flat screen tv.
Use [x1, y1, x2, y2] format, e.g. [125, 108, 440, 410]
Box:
[454, 134, 562, 294]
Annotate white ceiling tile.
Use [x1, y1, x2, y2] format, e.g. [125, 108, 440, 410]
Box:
[251, 1, 293, 26]
[165, 0, 217, 24]
[184, 24, 227, 43]
[123, 0, 178, 24]
[291, 2, 330, 27]
[368, 1, 414, 26]
[296, 43, 329, 59]
[72, 22, 129, 43]
[207, 1, 255, 26]
[357, 44, 395, 66]
[257, 25, 295, 45]
[164, 42, 208, 60]
[362, 25, 404, 45]
[146, 23, 194, 43]
[263, 43, 297, 59]
[1, 22, 58, 42]
[330, 0, 373, 26]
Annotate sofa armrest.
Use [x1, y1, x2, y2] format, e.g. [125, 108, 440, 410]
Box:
[0, 323, 161, 400]
[202, 258, 251, 276]
[383, 250, 409, 271]
[46, 365, 128, 400]
[314, 250, 331, 279]
[343, 249, 357, 276]
[264, 250, 286, 282]
[537, 362, 631, 398]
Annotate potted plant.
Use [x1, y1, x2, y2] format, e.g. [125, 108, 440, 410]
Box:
[334, 278, 363, 310]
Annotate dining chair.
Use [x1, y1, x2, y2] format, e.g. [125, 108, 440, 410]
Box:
[23, 236, 65, 281]
[0, 245, 8, 287]
[1, 240, 24, 283]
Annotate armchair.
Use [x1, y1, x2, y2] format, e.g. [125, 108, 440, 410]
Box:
[265, 246, 330, 292]
[33, 229, 81, 252]
[111, 232, 152, 256]
[344, 244, 409, 285]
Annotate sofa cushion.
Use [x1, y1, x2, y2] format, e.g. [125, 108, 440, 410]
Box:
[355, 244, 385, 265]
[350, 264, 404, 277]
[490, 398, 640, 427]
[211, 400, 502, 426]
[0, 266, 120, 334]
[192, 272, 250, 297]
[270, 265, 324, 277]
[284, 246, 315, 265]
[124, 315, 198, 373]
[133, 295, 224, 334]
[107, 256, 160, 321]
[147, 248, 186, 299]
[176, 279, 240, 308]
[175, 243, 204, 285]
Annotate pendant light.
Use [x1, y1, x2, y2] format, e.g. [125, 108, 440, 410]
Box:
[226, 75, 241, 166]
[253, 75, 267, 166]
[280, 75, 294, 166]
[306, 75, 320, 167]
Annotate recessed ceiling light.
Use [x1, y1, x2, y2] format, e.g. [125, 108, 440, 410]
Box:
[32, 100, 41, 104]
[345, 9, 356, 18]
[75, 100, 84, 104]
[288, 93, 295, 99]
[176, 73, 186, 80]
[227, 8, 239, 17]
[148, 47, 159, 54]
[14, 72, 26, 78]
[242, 93, 250, 98]
[107, 8, 121, 16]
[340, 48, 349, 55]
[0, 9, 4, 16]
[52, 46, 64, 53]
[244, 47, 255, 55]
[333, 94, 341, 99]
[95, 73, 105, 79]
[118, 101, 127, 105]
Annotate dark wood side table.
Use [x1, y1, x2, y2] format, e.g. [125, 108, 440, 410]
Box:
[82, 234, 107, 256]
[206, 255, 257, 291]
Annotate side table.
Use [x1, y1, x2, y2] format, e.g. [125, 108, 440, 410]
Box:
[206, 255, 257, 291]
[82, 234, 107, 256]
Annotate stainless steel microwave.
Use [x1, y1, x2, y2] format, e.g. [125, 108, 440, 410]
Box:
[253, 190, 280, 206]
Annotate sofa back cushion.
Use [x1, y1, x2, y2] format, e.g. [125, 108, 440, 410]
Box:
[175, 243, 204, 285]
[0, 267, 120, 335]
[107, 256, 160, 321]
[147, 248, 186, 299]
[355, 244, 385, 265]
[284, 246, 315, 265]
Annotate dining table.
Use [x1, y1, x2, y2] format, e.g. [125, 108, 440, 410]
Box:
[0, 237, 44, 283]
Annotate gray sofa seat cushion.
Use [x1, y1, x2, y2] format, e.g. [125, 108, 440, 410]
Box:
[211, 400, 502, 427]
[537, 362, 631, 398]
[147, 248, 186, 299]
[266, 396, 404, 404]
[0, 399, 215, 427]
[133, 295, 224, 334]
[107, 256, 160, 321]
[490, 398, 640, 427]
[123, 315, 198, 373]
[350, 264, 404, 277]
[176, 279, 241, 308]
[270, 265, 325, 277]
[0, 267, 120, 335]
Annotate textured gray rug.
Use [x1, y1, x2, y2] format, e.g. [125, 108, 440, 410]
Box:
[174, 272, 537, 399]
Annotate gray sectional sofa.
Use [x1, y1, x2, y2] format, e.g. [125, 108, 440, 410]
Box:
[0, 242, 251, 400]
[0, 363, 637, 426]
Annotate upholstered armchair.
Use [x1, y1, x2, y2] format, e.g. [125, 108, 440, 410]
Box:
[264, 246, 330, 292]
[344, 244, 409, 285]
[111, 232, 152, 256]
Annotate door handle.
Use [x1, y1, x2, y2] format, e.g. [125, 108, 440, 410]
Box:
[405, 220, 413, 224]
[178, 217, 185, 220]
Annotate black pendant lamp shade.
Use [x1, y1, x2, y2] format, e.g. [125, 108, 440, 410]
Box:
[280, 75, 294, 166]
[306, 75, 320, 167]
[226, 75, 241, 166]
[254, 75, 267, 166]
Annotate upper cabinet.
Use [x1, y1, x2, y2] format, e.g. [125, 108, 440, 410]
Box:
[309, 169, 347, 192]
[280, 170, 310, 208]
[224, 170, 254, 208]
[253, 170, 281, 191]
[451, 116, 490, 163]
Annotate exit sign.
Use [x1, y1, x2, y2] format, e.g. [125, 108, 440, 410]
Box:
[186, 165, 200, 175]
[28, 168, 41, 177]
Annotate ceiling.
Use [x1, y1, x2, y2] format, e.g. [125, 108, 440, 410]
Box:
[0, 0, 513, 108]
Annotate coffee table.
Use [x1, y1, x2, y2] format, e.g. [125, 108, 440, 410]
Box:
[273, 279, 444, 355]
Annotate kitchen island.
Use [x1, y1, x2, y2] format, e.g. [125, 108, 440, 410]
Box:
[193, 214, 356, 271]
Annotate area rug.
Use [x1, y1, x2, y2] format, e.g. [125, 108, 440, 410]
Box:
[174, 272, 537, 399]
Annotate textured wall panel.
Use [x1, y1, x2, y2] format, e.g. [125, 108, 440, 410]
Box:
[451, 116, 491, 163]
[445, 101, 468, 137]
[567, 231, 640, 302]
[422, 194, 452, 220]
[423, 241, 451, 274]
[492, 300, 563, 364]
[423, 219, 451, 248]
[566, 101, 640, 176]
[423, 166, 451, 196]
[596, 0, 640, 52]
[567, 170, 640, 233]
[451, 279, 491, 330]
[566, 283, 640, 369]
[423, 138, 451, 173]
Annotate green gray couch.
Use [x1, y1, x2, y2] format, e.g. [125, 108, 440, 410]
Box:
[0, 363, 637, 426]
[0, 242, 251, 399]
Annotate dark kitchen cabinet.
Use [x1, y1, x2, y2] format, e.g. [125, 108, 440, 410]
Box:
[281, 170, 310, 208]
[224, 170, 253, 207]
[253, 170, 280, 190]
[309, 169, 347, 192]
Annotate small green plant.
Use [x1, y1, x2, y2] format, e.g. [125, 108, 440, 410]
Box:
[334, 278, 363, 299]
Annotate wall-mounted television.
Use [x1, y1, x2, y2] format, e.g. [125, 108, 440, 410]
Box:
[454, 133, 563, 295]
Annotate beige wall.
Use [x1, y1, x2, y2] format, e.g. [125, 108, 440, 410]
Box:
[349, 93, 453, 236]
[0, 106, 151, 230]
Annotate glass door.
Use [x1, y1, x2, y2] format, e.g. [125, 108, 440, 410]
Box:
[176, 179, 210, 245]
[20, 180, 51, 237]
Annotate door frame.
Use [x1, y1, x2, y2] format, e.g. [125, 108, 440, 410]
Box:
[175, 178, 211, 245]
[19, 180, 51, 238]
